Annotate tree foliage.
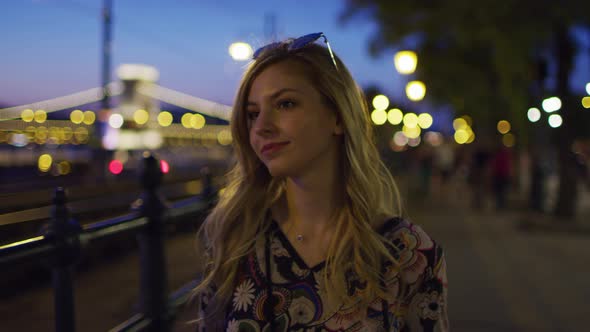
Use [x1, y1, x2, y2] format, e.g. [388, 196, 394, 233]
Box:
[341, 0, 589, 138]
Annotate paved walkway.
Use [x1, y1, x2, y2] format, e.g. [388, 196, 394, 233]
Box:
[1, 186, 589, 331]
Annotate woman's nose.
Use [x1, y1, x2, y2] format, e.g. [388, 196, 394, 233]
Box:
[253, 109, 277, 136]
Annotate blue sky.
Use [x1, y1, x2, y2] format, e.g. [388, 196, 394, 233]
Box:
[0, 0, 408, 108]
[2, 0, 589, 111]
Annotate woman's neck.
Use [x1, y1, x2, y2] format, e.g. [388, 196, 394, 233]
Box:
[273, 173, 344, 235]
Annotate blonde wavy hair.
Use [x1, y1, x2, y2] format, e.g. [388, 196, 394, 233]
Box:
[194, 40, 403, 320]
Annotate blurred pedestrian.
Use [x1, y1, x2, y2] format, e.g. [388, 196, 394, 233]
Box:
[193, 32, 448, 331]
[468, 144, 491, 210]
[491, 145, 513, 210]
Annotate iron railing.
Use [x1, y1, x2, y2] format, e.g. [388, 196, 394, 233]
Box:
[0, 152, 216, 332]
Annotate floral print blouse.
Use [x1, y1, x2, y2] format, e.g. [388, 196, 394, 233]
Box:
[198, 217, 449, 331]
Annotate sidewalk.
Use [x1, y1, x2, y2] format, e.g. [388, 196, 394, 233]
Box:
[406, 183, 589, 332]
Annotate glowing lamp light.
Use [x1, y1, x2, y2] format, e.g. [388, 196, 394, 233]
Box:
[454, 129, 469, 144]
[582, 96, 590, 109]
[402, 113, 419, 128]
[38, 154, 52, 172]
[394, 50, 417, 74]
[21, 109, 34, 122]
[83, 111, 96, 125]
[372, 95, 390, 111]
[527, 107, 541, 122]
[503, 133, 515, 147]
[586, 82, 590, 95]
[160, 160, 170, 174]
[402, 125, 421, 139]
[387, 108, 403, 125]
[229, 42, 253, 61]
[157, 111, 173, 127]
[542, 96, 562, 113]
[406, 81, 426, 101]
[34, 110, 47, 123]
[548, 114, 563, 128]
[417, 113, 433, 129]
[393, 131, 408, 146]
[217, 129, 232, 145]
[191, 113, 206, 129]
[134, 109, 149, 125]
[371, 109, 387, 125]
[109, 113, 124, 128]
[497, 120, 511, 134]
[453, 118, 468, 130]
[109, 159, 123, 175]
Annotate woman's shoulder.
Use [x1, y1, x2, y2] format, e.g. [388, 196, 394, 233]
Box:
[378, 216, 445, 273]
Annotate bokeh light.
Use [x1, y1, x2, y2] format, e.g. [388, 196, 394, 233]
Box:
[160, 160, 170, 174]
[527, 107, 541, 122]
[70, 110, 84, 124]
[453, 118, 468, 130]
[548, 114, 563, 128]
[387, 108, 403, 125]
[417, 113, 433, 129]
[454, 129, 469, 144]
[38, 154, 52, 172]
[394, 50, 417, 74]
[406, 81, 426, 101]
[503, 133, 515, 147]
[542, 96, 562, 113]
[497, 120, 511, 134]
[229, 42, 253, 61]
[217, 129, 232, 145]
[582, 96, 590, 109]
[402, 113, 419, 128]
[109, 113, 124, 128]
[21, 109, 34, 122]
[134, 109, 149, 125]
[586, 82, 590, 95]
[402, 125, 421, 139]
[58, 161, 71, 175]
[34, 110, 47, 123]
[190, 113, 206, 129]
[393, 131, 408, 146]
[371, 109, 387, 125]
[372, 95, 390, 111]
[157, 111, 173, 127]
[83, 111, 96, 125]
[109, 159, 124, 175]
[424, 131, 443, 147]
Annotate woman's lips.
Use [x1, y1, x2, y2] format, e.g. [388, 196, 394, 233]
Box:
[261, 142, 289, 156]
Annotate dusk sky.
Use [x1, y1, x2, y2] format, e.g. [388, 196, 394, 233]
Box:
[1, 0, 410, 108]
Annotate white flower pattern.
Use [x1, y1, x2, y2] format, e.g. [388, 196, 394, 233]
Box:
[233, 279, 255, 312]
[199, 217, 449, 332]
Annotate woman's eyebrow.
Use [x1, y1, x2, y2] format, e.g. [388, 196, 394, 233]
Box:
[247, 88, 303, 106]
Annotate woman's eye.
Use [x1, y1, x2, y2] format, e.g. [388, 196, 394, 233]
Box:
[277, 100, 295, 109]
[247, 112, 259, 120]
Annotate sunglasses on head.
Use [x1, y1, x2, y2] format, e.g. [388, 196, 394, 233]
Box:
[252, 32, 339, 70]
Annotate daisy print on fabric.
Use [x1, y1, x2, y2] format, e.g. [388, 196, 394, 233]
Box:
[226, 319, 239, 332]
[233, 279, 255, 312]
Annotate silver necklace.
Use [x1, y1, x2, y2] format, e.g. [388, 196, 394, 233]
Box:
[285, 221, 305, 242]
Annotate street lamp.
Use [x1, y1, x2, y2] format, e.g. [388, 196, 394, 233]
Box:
[394, 50, 417, 74]
[406, 81, 426, 101]
[229, 42, 253, 61]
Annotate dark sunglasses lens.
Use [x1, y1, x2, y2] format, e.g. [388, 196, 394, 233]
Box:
[253, 42, 281, 59]
[289, 33, 322, 50]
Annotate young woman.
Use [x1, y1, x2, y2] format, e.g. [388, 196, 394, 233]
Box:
[194, 33, 448, 331]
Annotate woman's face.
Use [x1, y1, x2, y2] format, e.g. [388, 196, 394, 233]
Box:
[246, 60, 343, 178]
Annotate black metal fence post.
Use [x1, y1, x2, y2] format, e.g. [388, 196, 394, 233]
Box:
[45, 187, 82, 332]
[136, 152, 169, 331]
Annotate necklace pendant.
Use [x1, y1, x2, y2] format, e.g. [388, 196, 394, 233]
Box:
[296, 234, 304, 242]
